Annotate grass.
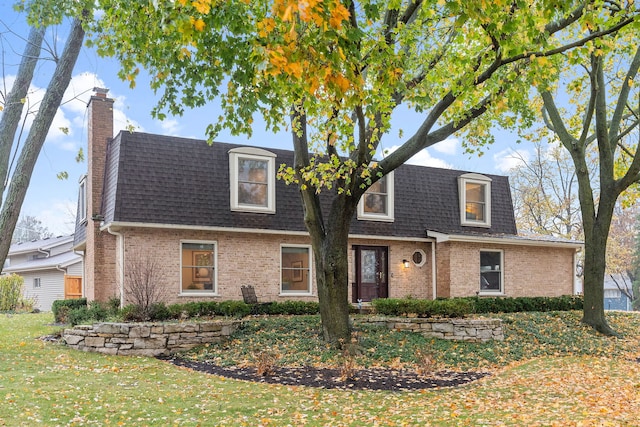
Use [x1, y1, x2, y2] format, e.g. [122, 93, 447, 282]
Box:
[0, 310, 639, 426]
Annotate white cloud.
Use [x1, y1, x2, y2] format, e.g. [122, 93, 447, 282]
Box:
[26, 199, 77, 236]
[431, 137, 459, 155]
[384, 145, 453, 169]
[493, 148, 530, 172]
[159, 118, 180, 135]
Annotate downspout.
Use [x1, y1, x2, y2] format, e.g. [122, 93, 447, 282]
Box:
[37, 248, 50, 258]
[107, 226, 125, 308]
[431, 241, 437, 300]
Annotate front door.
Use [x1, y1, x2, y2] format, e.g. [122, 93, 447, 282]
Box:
[354, 246, 388, 302]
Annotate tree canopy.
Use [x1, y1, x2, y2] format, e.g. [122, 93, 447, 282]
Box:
[93, 0, 639, 342]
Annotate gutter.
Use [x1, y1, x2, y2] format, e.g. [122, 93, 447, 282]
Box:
[106, 226, 125, 308]
[426, 230, 584, 249]
[100, 220, 433, 243]
[431, 240, 437, 300]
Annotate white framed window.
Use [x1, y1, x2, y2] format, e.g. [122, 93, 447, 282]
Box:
[357, 172, 394, 222]
[229, 147, 277, 213]
[181, 241, 217, 295]
[78, 175, 87, 223]
[411, 249, 427, 267]
[280, 244, 312, 295]
[458, 173, 491, 227]
[480, 250, 503, 294]
[33, 277, 41, 289]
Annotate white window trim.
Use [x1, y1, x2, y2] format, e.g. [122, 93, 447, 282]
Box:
[33, 277, 41, 289]
[279, 244, 313, 296]
[78, 175, 87, 223]
[479, 249, 504, 295]
[458, 173, 492, 228]
[412, 249, 427, 267]
[179, 240, 218, 296]
[357, 172, 395, 222]
[229, 147, 277, 214]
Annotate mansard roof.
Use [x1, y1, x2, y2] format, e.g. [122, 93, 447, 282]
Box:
[76, 131, 517, 241]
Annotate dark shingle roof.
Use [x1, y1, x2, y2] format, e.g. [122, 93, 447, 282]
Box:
[92, 131, 516, 238]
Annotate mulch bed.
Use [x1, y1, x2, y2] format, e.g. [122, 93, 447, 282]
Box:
[158, 356, 490, 391]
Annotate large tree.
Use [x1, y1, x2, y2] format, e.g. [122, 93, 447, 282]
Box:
[95, 0, 637, 344]
[536, 6, 639, 333]
[0, 2, 88, 272]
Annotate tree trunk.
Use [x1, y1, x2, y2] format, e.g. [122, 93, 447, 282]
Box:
[0, 19, 85, 273]
[0, 26, 45, 199]
[306, 192, 356, 346]
[581, 221, 617, 335]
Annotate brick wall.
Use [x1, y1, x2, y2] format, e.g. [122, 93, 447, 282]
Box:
[112, 229, 434, 304]
[445, 241, 576, 298]
[85, 90, 117, 302]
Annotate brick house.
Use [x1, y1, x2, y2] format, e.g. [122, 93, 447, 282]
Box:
[73, 89, 582, 306]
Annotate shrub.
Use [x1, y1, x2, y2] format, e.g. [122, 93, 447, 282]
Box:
[52, 298, 87, 323]
[124, 251, 168, 319]
[372, 295, 582, 317]
[0, 274, 24, 311]
[66, 301, 109, 326]
[255, 301, 320, 315]
[120, 304, 146, 322]
[148, 302, 171, 321]
[217, 300, 251, 318]
[372, 298, 474, 318]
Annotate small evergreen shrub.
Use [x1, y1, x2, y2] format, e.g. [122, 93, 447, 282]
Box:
[217, 300, 251, 318]
[66, 301, 109, 326]
[372, 298, 474, 317]
[148, 302, 171, 321]
[52, 298, 88, 323]
[372, 295, 582, 317]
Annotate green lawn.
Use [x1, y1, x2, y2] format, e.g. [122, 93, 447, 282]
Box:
[1, 311, 639, 426]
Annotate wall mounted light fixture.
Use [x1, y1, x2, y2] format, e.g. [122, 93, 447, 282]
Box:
[403, 259, 410, 268]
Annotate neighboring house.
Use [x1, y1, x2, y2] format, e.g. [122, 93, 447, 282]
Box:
[3, 235, 83, 311]
[73, 89, 582, 307]
[603, 274, 633, 311]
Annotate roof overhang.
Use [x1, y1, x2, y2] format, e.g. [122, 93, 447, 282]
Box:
[426, 230, 583, 250]
[101, 221, 433, 243]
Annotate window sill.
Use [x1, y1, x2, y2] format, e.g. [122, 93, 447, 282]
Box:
[478, 292, 505, 297]
[279, 292, 314, 297]
[461, 221, 491, 228]
[356, 215, 395, 222]
[179, 292, 219, 297]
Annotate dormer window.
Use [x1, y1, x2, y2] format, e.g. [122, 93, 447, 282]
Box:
[458, 173, 491, 227]
[357, 172, 394, 222]
[229, 147, 276, 214]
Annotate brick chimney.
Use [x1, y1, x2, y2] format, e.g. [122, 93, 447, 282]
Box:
[84, 88, 117, 302]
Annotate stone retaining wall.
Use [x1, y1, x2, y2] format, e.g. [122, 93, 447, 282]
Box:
[63, 320, 241, 357]
[360, 317, 503, 342]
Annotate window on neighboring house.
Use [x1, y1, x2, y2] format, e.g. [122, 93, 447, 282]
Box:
[357, 172, 394, 222]
[229, 147, 276, 213]
[480, 250, 503, 294]
[604, 289, 621, 299]
[281, 245, 312, 295]
[33, 278, 41, 289]
[458, 173, 492, 227]
[78, 175, 87, 222]
[181, 241, 216, 294]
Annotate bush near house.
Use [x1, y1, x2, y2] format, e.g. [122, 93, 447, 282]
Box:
[372, 295, 583, 317]
[0, 274, 24, 311]
[51, 298, 88, 323]
[53, 295, 582, 326]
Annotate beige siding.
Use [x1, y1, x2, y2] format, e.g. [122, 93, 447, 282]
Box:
[21, 270, 66, 311]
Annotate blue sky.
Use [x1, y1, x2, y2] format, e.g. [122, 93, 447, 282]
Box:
[1, 6, 530, 235]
